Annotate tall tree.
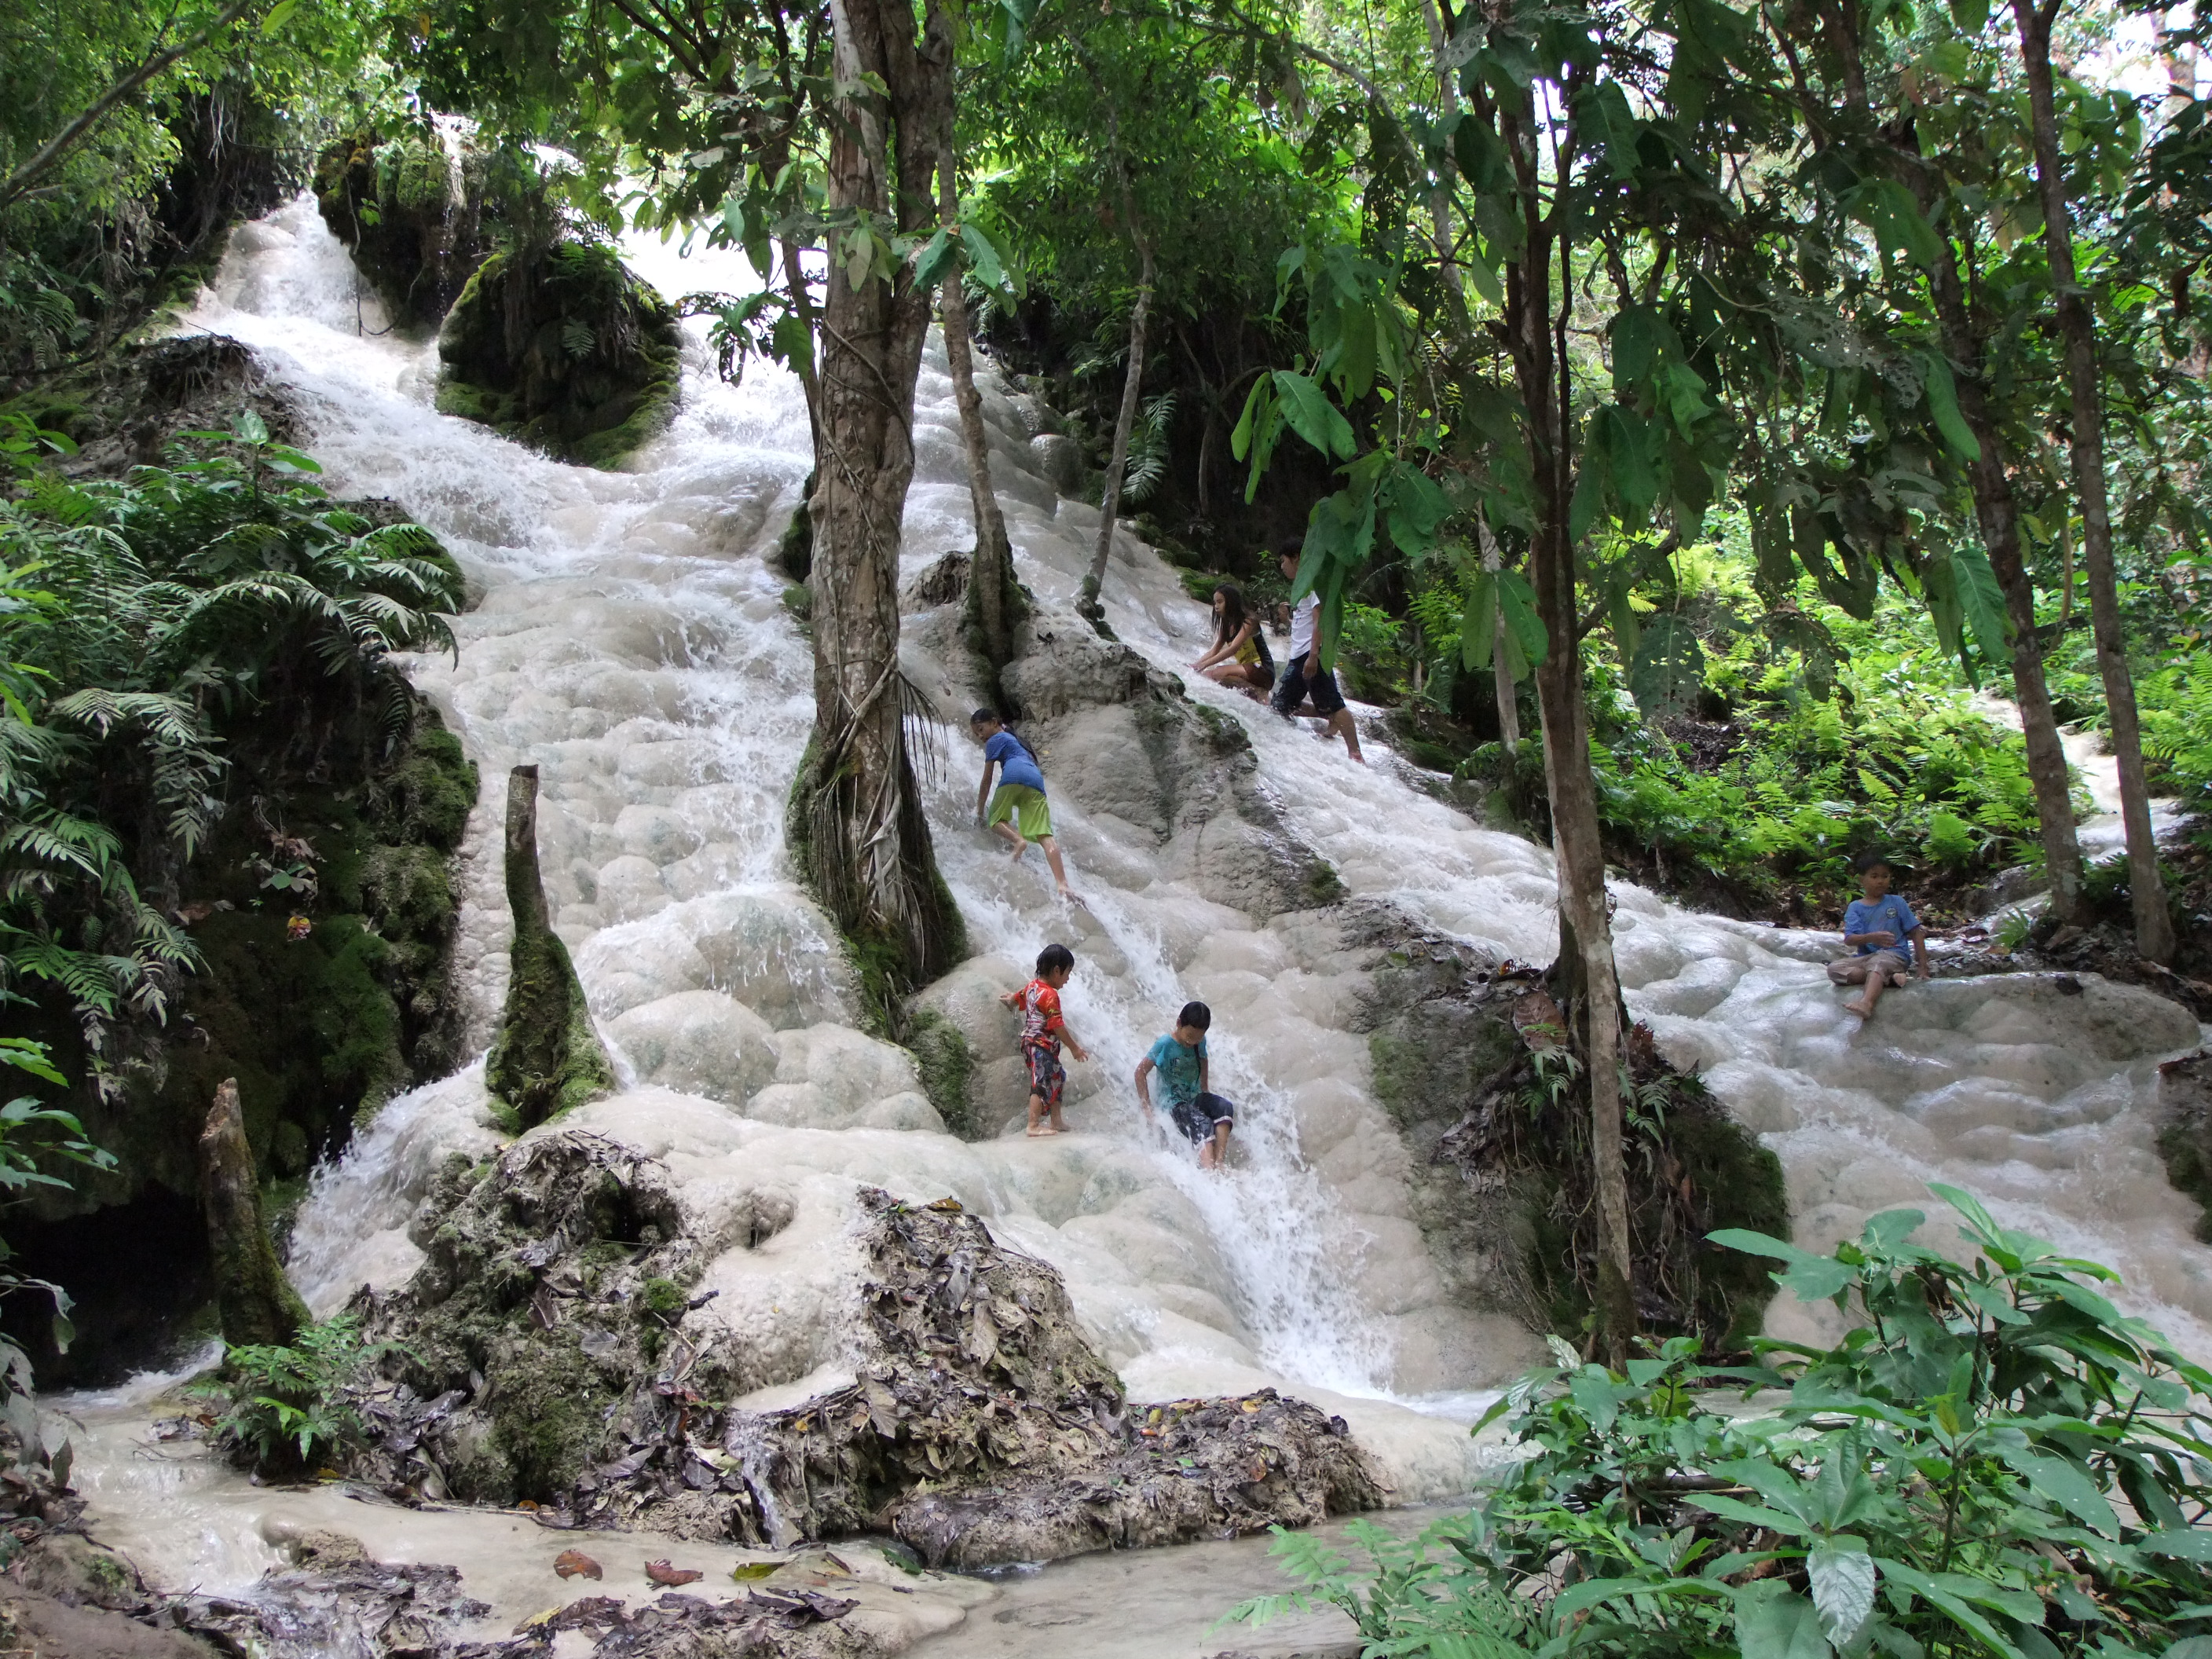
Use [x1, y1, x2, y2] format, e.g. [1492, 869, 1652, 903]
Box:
[792, 0, 965, 1002]
[2011, 0, 2174, 961]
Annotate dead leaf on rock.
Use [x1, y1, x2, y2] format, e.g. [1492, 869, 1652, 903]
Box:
[730, 1562, 780, 1581]
[553, 1549, 602, 1581]
[644, 1559, 702, 1587]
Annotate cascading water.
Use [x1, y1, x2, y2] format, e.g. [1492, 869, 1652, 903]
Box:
[101, 189, 2212, 1569]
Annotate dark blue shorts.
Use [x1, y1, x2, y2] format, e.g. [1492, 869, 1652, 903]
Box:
[1271, 652, 1346, 719]
[1169, 1093, 1236, 1144]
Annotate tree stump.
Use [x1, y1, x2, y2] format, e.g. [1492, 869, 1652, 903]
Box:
[485, 765, 612, 1129]
[199, 1078, 309, 1349]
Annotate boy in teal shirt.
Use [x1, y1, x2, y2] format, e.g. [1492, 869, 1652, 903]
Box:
[1134, 1001, 1237, 1169]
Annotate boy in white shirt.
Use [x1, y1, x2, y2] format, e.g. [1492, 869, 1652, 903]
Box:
[1268, 547, 1364, 764]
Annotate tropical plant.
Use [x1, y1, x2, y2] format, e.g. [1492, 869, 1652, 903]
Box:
[1237, 1187, 2212, 1658]
[213, 1313, 397, 1474]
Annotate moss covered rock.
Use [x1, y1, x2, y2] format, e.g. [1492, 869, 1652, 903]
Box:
[1353, 905, 1788, 1354]
[348, 1174, 1384, 1562]
[434, 242, 679, 468]
[313, 126, 491, 327]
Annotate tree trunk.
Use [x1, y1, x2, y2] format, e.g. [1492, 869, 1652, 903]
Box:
[1477, 511, 1521, 753]
[938, 140, 1020, 681]
[1081, 163, 1155, 621]
[795, 0, 964, 1002]
[486, 765, 613, 1128]
[1498, 101, 1635, 1357]
[2013, 0, 2174, 961]
[200, 1077, 309, 1349]
[1900, 163, 2089, 925]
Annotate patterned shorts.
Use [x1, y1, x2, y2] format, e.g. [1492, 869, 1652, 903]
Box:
[1023, 1041, 1064, 1108]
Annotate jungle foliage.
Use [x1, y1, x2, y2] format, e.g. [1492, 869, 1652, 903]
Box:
[1239, 1189, 2212, 1658]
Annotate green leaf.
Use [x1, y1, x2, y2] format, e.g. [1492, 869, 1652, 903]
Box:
[1496, 568, 1547, 666]
[769, 313, 815, 383]
[912, 229, 958, 292]
[1809, 1546, 1877, 1646]
[1735, 1584, 1833, 1659]
[260, 0, 300, 34]
[1612, 306, 1660, 393]
[1628, 614, 1705, 720]
[958, 224, 1009, 292]
[1684, 1491, 1815, 1536]
[1996, 1447, 2119, 1536]
[1273, 371, 1355, 460]
[1921, 354, 1983, 461]
[2141, 1528, 2212, 1562]
[1873, 1559, 2031, 1658]
[1949, 0, 1990, 31]
[1950, 546, 2009, 662]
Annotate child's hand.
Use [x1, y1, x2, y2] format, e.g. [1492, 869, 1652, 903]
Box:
[998, 990, 1020, 1010]
[1068, 1041, 1090, 1063]
[1867, 929, 1895, 947]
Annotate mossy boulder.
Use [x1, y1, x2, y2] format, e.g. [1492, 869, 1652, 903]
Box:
[1351, 904, 1788, 1354]
[347, 1174, 1384, 1562]
[434, 241, 680, 468]
[313, 126, 492, 326]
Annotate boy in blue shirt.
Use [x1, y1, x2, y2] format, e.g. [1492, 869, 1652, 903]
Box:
[971, 709, 1083, 906]
[1134, 1001, 1238, 1169]
[1828, 852, 1929, 1019]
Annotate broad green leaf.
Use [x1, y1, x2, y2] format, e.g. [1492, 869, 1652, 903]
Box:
[1685, 1491, 1815, 1536]
[1950, 0, 1990, 30]
[1921, 354, 1983, 461]
[959, 223, 1009, 292]
[1808, 1545, 1877, 1646]
[1996, 1446, 2119, 1536]
[912, 229, 958, 292]
[2141, 1528, 2212, 1562]
[1496, 568, 1547, 666]
[1874, 1558, 2034, 1657]
[1602, 406, 1659, 517]
[1273, 372, 1355, 460]
[769, 314, 815, 383]
[260, 0, 300, 33]
[1462, 246, 1503, 307]
[1628, 613, 1704, 720]
[1735, 1583, 1832, 1659]
[1948, 547, 2010, 663]
[1612, 306, 1660, 393]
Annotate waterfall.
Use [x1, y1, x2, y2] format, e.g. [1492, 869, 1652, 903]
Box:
[183, 192, 2212, 1448]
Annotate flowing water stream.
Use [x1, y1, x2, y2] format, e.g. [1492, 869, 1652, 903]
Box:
[46, 195, 2212, 1650]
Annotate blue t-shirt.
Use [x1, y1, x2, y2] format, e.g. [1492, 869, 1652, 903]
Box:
[1147, 1033, 1207, 1107]
[984, 730, 1046, 794]
[1843, 893, 1920, 956]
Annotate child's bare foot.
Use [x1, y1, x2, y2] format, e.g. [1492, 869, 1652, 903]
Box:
[1025, 1125, 1057, 1137]
[1007, 836, 1030, 863]
[1892, 972, 1910, 987]
[1841, 998, 1873, 1018]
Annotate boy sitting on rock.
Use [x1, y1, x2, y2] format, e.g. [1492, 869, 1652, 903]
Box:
[1135, 1001, 1239, 1169]
[1830, 851, 1929, 1019]
[1001, 943, 1090, 1136]
[971, 709, 1083, 907]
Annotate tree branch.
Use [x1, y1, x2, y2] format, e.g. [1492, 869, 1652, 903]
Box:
[0, 0, 258, 211]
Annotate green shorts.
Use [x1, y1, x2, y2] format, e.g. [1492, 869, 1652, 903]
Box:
[987, 784, 1053, 840]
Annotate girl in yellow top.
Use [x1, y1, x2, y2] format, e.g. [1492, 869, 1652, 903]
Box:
[1189, 583, 1274, 697]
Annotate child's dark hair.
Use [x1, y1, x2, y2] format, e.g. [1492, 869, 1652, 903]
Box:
[1212, 584, 1249, 646]
[1177, 1001, 1212, 1031]
[1855, 851, 1895, 874]
[970, 707, 1002, 727]
[1036, 943, 1075, 976]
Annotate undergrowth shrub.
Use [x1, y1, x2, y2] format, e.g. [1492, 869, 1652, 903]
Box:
[1239, 1186, 2212, 1658]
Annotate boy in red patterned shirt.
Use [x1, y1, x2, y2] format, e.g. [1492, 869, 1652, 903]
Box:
[999, 943, 1090, 1137]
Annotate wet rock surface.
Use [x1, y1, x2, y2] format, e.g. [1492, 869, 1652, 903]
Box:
[351, 1153, 1382, 1567]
